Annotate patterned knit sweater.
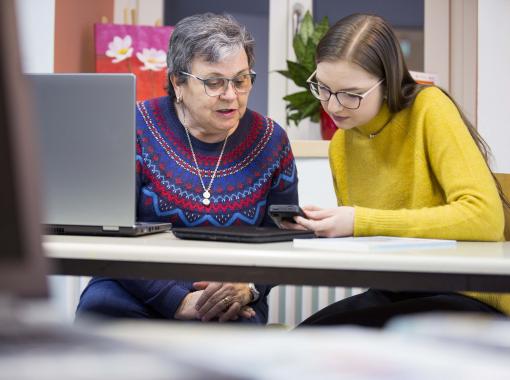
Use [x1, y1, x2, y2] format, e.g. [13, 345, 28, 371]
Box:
[116, 96, 299, 321]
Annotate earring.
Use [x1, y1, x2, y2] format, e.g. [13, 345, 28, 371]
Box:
[176, 94, 182, 104]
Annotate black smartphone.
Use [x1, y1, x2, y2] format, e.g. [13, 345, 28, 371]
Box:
[268, 204, 306, 228]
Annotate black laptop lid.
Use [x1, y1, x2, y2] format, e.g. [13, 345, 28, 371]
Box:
[172, 226, 315, 243]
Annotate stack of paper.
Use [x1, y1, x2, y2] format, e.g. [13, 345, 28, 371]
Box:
[293, 236, 457, 252]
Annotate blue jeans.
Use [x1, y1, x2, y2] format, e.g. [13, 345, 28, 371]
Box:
[76, 277, 268, 324]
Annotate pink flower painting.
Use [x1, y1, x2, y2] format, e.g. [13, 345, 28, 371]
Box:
[95, 23, 174, 101]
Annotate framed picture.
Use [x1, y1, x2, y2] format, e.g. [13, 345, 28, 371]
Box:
[94, 23, 174, 101]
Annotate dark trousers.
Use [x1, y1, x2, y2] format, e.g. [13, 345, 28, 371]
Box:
[298, 289, 504, 328]
[76, 278, 267, 324]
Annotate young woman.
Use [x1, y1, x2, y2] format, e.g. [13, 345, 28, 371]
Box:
[293, 13, 508, 327]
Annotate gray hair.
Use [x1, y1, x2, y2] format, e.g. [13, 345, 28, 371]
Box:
[166, 13, 255, 99]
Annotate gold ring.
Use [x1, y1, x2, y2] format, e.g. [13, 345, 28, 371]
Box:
[222, 296, 231, 308]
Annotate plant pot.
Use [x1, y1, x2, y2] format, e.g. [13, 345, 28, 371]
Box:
[320, 107, 337, 140]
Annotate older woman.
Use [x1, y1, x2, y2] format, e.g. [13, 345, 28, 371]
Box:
[77, 13, 299, 324]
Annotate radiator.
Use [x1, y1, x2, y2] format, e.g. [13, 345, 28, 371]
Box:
[267, 285, 364, 326]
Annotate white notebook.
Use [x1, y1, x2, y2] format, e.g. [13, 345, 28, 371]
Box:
[293, 236, 457, 252]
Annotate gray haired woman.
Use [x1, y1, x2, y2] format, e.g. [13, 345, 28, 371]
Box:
[77, 13, 299, 324]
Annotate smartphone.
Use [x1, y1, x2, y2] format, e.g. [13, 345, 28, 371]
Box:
[268, 204, 306, 228]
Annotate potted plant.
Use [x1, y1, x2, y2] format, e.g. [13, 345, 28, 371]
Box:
[277, 11, 336, 140]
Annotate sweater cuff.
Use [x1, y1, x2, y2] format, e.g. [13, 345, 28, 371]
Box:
[353, 206, 372, 236]
[249, 284, 269, 306]
[155, 285, 190, 319]
[353, 206, 404, 237]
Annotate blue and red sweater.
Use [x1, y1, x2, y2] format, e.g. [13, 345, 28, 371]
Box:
[117, 96, 299, 321]
[135, 96, 298, 226]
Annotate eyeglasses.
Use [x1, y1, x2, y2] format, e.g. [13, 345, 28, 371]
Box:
[180, 71, 256, 97]
[306, 70, 384, 110]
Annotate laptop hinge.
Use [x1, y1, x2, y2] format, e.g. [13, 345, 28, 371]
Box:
[102, 226, 120, 231]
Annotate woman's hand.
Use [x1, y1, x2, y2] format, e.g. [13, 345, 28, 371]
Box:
[192, 281, 254, 322]
[294, 205, 355, 238]
[174, 290, 204, 320]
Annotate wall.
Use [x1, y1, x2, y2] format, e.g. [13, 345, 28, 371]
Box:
[478, 0, 510, 173]
[18, 0, 115, 74]
[313, 0, 424, 28]
[114, 0, 163, 25]
[15, 0, 55, 73]
[54, 0, 113, 73]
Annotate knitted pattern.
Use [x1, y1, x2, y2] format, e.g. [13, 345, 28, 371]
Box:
[78, 96, 298, 323]
[136, 96, 298, 227]
[329, 86, 506, 314]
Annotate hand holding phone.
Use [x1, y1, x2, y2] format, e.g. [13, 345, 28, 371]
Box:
[268, 204, 306, 228]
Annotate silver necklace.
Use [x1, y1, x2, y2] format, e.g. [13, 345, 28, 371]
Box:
[368, 121, 390, 139]
[368, 125, 386, 139]
[182, 122, 229, 207]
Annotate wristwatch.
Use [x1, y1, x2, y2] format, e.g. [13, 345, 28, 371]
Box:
[248, 283, 260, 303]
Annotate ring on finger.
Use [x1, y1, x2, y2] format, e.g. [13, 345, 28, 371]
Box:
[222, 296, 232, 309]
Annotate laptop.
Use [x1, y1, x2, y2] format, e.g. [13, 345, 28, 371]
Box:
[172, 225, 315, 243]
[26, 73, 171, 236]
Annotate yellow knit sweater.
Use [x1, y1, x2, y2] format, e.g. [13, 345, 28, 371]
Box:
[329, 86, 507, 313]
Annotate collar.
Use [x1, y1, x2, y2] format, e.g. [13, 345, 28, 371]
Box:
[354, 103, 392, 138]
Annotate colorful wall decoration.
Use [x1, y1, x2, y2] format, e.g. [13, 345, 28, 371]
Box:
[94, 23, 174, 101]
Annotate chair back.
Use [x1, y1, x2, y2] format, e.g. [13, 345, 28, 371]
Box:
[495, 173, 510, 241]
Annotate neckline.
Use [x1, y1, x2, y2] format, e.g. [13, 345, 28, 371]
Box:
[182, 123, 229, 207]
[354, 103, 392, 139]
[168, 99, 245, 151]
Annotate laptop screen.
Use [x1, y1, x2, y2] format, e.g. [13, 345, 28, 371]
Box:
[28, 73, 137, 228]
[0, 0, 48, 298]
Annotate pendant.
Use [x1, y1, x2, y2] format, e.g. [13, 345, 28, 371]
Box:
[202, 198, 211, 206]
[203, 191, 210, 199]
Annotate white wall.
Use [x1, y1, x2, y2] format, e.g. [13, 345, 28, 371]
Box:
[15, 0, 55, 73]
[478, 0, 510, 173]
[296, 158, 337, 208]
[114, 0, 163, 25]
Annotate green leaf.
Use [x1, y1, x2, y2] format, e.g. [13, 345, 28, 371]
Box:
[293, 34, 306, 64]
[283, 91, 321, 126]
[276, 70, 291, 80]
[302, 39, 317, 72]
[311, 16, 330, 45]
[276, 12, 330, 126]
[301, 101, 320, 119]
[286, 60, 311, 87]
[299, 11, 314, 44]
[283, 91, 315, 107]
[288, 111, 304, 126]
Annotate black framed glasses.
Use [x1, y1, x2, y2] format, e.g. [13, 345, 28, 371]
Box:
[306, 70, 384, 110]
[180, 71, 256, 97]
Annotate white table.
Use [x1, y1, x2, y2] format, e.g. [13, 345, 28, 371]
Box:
[44, 232, 510, 291]
[92, 318, 510, 380]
